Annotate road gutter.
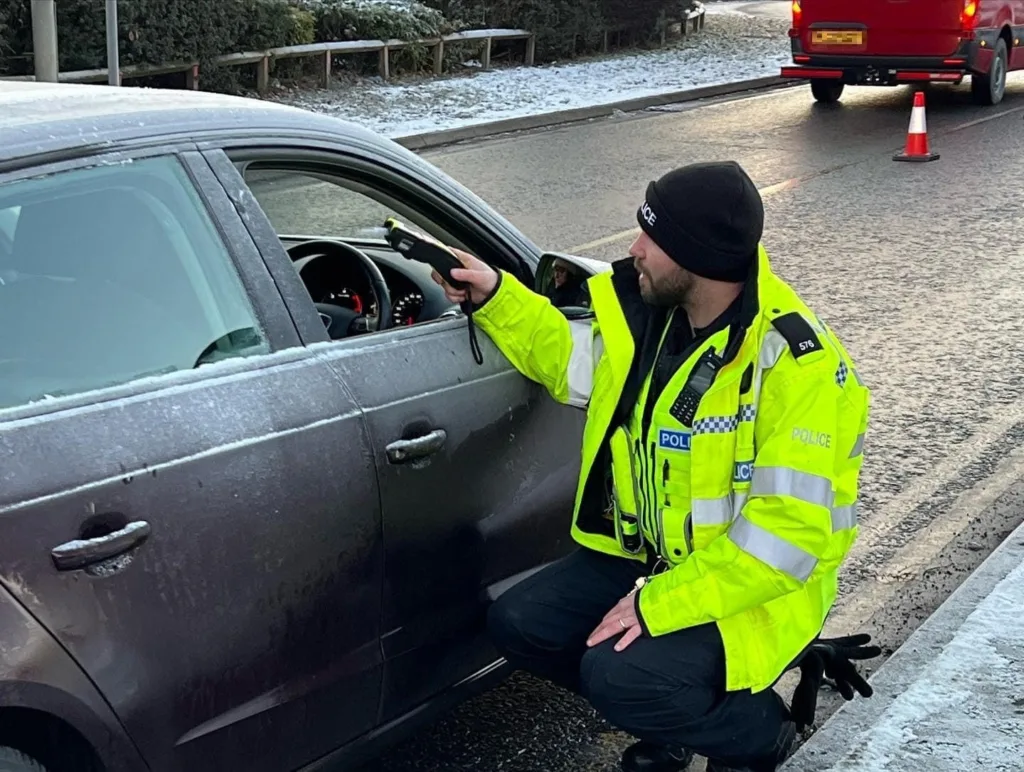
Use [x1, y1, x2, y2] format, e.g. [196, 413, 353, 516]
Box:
[395, 76, 798, 151]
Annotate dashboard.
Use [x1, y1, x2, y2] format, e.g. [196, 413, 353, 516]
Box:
[283, 237, 457, 331]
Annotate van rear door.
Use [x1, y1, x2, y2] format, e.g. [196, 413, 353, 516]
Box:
[799, 0, 966, 57]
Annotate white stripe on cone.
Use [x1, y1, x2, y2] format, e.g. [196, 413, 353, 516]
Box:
[908, 105, 927, 135]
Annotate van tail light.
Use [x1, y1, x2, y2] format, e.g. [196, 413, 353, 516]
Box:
[961, 0, 979, 31]
[789, 0, 802, 37]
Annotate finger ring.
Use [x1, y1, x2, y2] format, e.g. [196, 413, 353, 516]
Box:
[619, 619, 627, 629]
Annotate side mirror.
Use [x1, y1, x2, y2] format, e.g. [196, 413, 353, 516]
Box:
[536, 252, 612, 317]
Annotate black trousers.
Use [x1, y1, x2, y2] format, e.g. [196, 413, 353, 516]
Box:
[487, 547, 791, 768]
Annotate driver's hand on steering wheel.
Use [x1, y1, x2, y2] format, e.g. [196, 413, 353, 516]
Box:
[432, 249, 499, 307]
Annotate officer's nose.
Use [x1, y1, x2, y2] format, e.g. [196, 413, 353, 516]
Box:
[628, 235, 645, 260]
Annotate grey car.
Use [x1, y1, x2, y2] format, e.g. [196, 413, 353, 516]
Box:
[0, 81, 601, 772]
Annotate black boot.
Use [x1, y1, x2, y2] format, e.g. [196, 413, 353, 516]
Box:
[621, 741, 695, 772]
[705, 721, 796, 772]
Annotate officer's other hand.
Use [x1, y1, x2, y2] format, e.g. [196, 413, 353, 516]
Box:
[586, 593, 643, 652]
[431, 248, 498, 305]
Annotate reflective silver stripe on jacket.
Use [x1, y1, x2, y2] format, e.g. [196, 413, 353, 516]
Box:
[751, 466, 835, 510]
[692, 496, 733, 526]
[566, 320, 601, 408]
[696, 491, 858, 533]
[850, 433, 865, 458]
[831, 502, 858, 531]
[728, 515, 818, 582]
[733, 483, 858, 533]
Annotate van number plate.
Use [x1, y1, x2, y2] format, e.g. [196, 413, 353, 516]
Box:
[812, 30, 864, 45]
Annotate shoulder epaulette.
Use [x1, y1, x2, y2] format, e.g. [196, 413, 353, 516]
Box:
[771, 312, 825, 362]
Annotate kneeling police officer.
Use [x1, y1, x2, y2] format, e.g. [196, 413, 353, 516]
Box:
[435, 161, 874, 771]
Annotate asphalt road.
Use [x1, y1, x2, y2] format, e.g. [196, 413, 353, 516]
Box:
[358, 76, 1024, 771]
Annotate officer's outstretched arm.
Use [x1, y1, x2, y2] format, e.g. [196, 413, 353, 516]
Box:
[636, 366, 856, 635]
[474, 270, 600, 408]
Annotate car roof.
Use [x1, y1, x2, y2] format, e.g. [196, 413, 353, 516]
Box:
[0, 81, 387, 164]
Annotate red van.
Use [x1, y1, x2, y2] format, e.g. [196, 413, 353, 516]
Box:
[781, 0, 1024, 105]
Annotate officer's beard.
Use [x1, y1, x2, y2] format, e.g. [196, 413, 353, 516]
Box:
[640, 266, 696, 309]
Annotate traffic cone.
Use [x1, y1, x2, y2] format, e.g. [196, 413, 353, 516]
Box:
[893, 91, 939, 162]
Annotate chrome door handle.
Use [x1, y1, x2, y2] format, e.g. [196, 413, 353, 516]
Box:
[385, 429, 447, 464]
[51, 521, 151, 571]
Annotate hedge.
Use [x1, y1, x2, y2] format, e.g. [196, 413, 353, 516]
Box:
[304, 0, 466, 74]
[0, 0, 313, 74]
[0, 0, 696, 85]
[441, 0, 696, 60]
[0, 0, 473, 81]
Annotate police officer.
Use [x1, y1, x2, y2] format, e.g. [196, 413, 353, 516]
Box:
[434, 161, 871, 771]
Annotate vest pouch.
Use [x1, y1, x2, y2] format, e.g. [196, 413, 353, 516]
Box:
[654, 451, 693, 563]
[609, 426, 644, 554]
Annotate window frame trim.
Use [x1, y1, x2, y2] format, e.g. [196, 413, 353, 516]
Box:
[203, 142, 542, 349]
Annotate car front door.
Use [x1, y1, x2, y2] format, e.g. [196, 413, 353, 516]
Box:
[0, 149, 383, 772]
[218, 143, 584, 724]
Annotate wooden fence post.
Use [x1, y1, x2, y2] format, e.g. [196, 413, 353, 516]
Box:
[481, 37, 491, 69]
[321, 49, 331, 87]
[433, 39, 444, 74]
[257, 56, 270, 93]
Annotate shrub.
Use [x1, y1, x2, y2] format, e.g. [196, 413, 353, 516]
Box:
[0, 6, 11, 67]
[298, 0, 465, 75]
[303, 0, 453, 41]
[243, 1, 317, 50]
[447, 0, 693, 61]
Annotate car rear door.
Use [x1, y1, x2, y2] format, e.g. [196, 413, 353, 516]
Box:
[801, 0, 965, 56]
[0, 148, 383, 772]
[213, 141, 584, 725]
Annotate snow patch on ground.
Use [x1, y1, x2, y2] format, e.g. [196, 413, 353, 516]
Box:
[822, 558, 1024, 771]
[270, 12, 791, 138]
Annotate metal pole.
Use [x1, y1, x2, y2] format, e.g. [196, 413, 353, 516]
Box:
[30, 0, 59, 83]
[105, 0, 120, 86]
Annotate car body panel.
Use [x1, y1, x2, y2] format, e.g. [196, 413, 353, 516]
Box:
[0, 345, 385, 772]
[320, 323, 582, 723]
[0, 584, 146, 772]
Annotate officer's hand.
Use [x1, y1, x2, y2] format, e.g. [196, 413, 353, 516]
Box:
[431, 248, 499, 306]
[586, 594, 643, 652]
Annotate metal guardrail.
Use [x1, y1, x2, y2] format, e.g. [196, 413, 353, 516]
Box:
[1, 28, 537, 93]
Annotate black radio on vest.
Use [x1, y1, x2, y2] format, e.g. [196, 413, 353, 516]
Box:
[669, 348, 724, 427]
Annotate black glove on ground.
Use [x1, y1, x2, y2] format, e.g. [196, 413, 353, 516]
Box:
[789, 633, 882, 731]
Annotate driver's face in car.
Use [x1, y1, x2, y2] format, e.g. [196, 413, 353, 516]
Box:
[553, 262, 570, 287]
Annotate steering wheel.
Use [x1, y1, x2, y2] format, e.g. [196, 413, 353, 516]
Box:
[287, 239, 393, 338]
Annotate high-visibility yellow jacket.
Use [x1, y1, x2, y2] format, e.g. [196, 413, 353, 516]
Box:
[474, 245, 870, 694]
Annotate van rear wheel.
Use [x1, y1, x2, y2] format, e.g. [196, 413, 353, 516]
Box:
[972, 37, 1008, 105]
[810, 79, 844, 103]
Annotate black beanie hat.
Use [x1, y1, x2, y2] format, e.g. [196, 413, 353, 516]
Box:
[636, 161, 764, 282]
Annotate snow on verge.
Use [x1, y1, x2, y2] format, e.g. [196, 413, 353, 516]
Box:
[270, 12, 791, 138]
